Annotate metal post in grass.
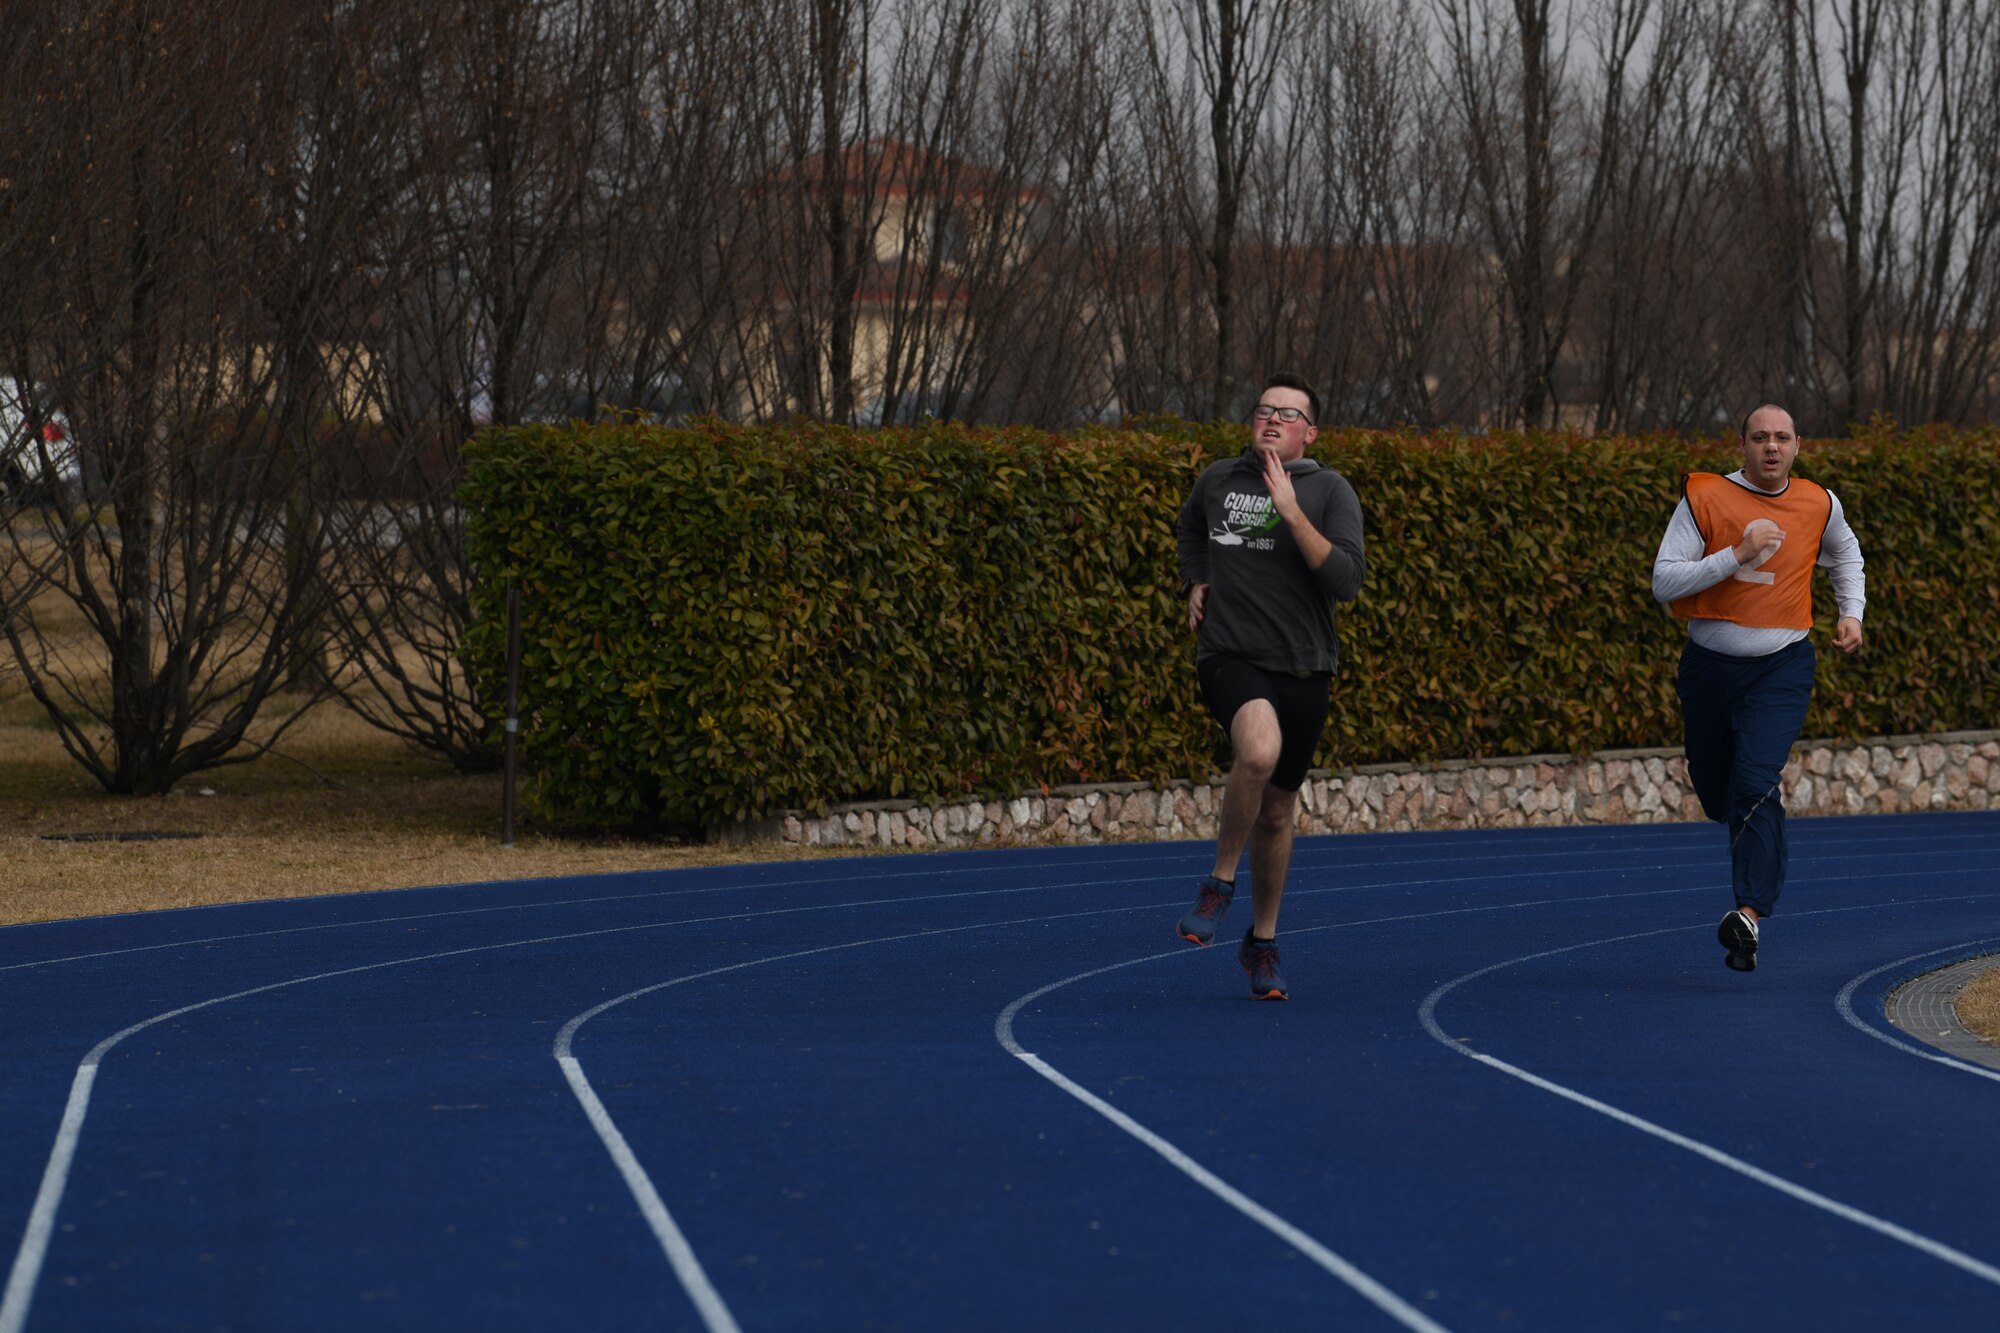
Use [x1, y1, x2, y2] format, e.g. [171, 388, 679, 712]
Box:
[502, 582, 522, 848]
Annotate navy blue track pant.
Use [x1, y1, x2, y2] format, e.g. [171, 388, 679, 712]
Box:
[1675, 637, 1817, 918]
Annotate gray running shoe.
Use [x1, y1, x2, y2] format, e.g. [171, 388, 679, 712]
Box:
[1238, 929, 1289, 1000]
[1176, 876, 1235, 945]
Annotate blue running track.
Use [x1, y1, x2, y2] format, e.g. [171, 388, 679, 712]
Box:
[3, 810, 1998, 1330]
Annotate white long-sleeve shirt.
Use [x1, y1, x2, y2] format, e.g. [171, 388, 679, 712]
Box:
[1651, 469, 1866, 658]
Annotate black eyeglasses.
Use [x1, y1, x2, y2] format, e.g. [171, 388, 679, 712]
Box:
[1253, 404, 1314, 426]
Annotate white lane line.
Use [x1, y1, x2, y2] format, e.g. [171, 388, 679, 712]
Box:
[995, 962, 1449, 1332]
[0, 887, 751, 976]
[0, 888, 1261, 1333]
[556, 1055, 743, 1333]
[0, 924, 656, 1333]
[2, 909, 1000, 1333]
[1013, 1044, 1449, 1332]
[4, 842, 1991, 1328]
[984, 887, 1763, 1331]
[0, 861, 1644, 978]
[553, 907, 1208, 1333]
[1834, 939, 2000, 1086]
[1, 864, 1259, 975]
[562, 885, 1719, 1333]
[7, 875, 1711, 1325]
[9, 866, 1936, 1328]
[0, 1065, 94, 1333]
[6, 822, 1984, 974]
[0, 840, 1665, 973]
[574, 880, 1704, 1332]
[1416, 892, 2000, 1290]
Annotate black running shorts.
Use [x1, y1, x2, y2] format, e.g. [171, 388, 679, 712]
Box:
[1196, 653, 1331, 792]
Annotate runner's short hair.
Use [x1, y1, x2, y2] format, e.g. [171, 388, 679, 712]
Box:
[1265, 372, 1321, 426]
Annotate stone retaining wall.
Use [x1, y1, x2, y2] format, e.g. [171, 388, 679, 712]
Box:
[729, 730, 2000, 851]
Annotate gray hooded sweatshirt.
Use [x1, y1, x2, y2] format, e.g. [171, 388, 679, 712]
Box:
[1174, 449, 1366, 676]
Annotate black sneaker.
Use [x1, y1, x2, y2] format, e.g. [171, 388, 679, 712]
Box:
[1719, 909, 1759, 972]
[1238, 929, 1288, 1000]
[1176, 876, 1235, 946]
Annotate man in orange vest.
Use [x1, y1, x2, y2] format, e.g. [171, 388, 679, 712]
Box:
[1653, 404, 1865, 972]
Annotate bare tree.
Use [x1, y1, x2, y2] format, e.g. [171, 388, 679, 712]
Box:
[837, 0, 996, 426]
[728, 0, 883, 424]
[316, 0, 623, 770]
[1241, 0, 1483, 428]
[0, 0, 347, 794]
[1343, 0, 1488, 429]
[1795, 0, 1928, 423]
[785, 0, 1118, 427]
[1237, 2, 1369, 417]
[928, 0, 1122, 424]
[244, 0, 430, 691]
[1709, 1, 1823, 411]
[1434, 0, 1653, 427]
[1870, 0, 2000, 424]
[1133, 0, 1293, 418]
[0, 6, 54, 638]
[1570, 2, 1762, 431]
[1082, 24, 1213, 419]
[579, 0, 761, 420]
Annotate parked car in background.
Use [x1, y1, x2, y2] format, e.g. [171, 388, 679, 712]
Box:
[0, 377, 80, 506]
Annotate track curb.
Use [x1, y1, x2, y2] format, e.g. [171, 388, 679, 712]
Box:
[1886, 953, 2000, 1072]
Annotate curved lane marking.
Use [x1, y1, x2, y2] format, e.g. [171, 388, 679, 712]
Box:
[7, 836, 1996, 1329]
[1, 885, 1278, 1333]
[983, 881, 1841, 1331]
[996, 951, 1451, 1333]
[0, 835, 1700, 974]
[554, 907, 1229, 1333]
[1834, 939, 2000, 1086]
[560, 884, 1742, 1333]
[5, 865, 1972, 1329]
[1, 920, 693, 1333]
[6, 821, 1985, 974]
[1416, 892, 2000, 1290]
[2, 899, 1091, 1333]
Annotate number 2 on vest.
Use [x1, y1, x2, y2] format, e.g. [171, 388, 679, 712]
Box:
[1733, 518, 1781, 586]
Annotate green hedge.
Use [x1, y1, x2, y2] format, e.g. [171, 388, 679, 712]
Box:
[460, 418, 2000, 829]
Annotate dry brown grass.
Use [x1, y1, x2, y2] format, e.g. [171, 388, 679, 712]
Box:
[0, 687, 877, 928]
[1958, 963, 2000, 1047]
[0, 561, 891, 928]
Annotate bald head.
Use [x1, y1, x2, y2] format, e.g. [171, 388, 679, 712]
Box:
[1738, 404, 1799, 490]
[1739, 404, 1795, 440]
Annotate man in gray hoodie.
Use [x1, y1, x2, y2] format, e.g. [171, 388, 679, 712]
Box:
[1171, 372, 1367, 998]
